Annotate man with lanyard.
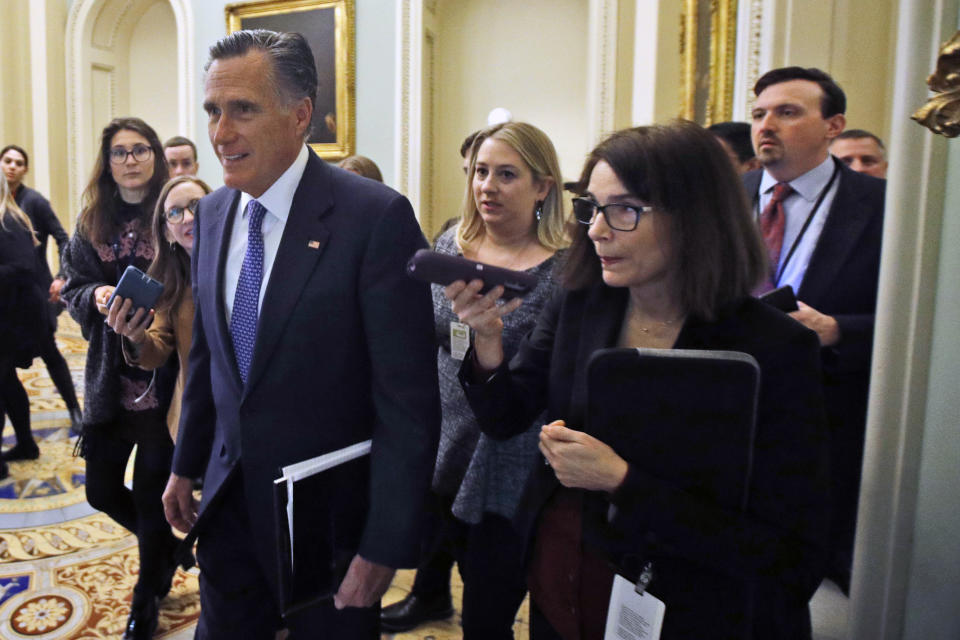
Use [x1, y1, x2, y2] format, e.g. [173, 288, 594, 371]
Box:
[745, 66, 885, 596]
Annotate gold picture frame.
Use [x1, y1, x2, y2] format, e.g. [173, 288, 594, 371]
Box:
[680, 0, 738, 125]
[226, 0, 356, 160]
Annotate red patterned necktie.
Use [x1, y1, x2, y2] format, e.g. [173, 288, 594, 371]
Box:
[760, 182, 793, 282]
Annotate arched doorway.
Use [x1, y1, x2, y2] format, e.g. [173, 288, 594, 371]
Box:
[65, 0, 195, 215]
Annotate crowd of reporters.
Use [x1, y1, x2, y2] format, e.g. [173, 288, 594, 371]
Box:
[0, 38, 886, 639]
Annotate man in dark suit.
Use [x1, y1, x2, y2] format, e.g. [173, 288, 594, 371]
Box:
[161, 30, 440, 638]
[745, 66, 885, 595]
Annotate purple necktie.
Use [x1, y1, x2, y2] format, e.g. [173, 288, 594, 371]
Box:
[230, 200, 267, 384]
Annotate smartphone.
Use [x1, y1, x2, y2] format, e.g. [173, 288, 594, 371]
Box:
[759, 284, 799, 312]
[106, 265, 164, 316]
[405, 249, 538, 300]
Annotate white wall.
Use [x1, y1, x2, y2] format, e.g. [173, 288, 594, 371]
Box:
[128, 2, 178, 142]
[429, 0, 590, 235]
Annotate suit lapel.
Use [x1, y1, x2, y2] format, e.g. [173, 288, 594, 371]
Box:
[570, 286, 628, 413]
[244, 153, 333, 392]
[208, 190, 244, 392]
[797, 165, 874, 305]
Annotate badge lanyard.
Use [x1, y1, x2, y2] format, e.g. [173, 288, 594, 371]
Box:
[754, 159, 840, 286]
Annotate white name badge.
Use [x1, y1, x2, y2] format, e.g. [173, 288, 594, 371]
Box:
[450, 321, 470, 361]
[604, 574, 665, 640]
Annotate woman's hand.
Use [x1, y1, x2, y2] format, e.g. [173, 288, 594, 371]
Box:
[539, 420, 629, 493]
[105, 295, 153, 343]
[93, 285, 115, 315]
[444, 279, 523, 373]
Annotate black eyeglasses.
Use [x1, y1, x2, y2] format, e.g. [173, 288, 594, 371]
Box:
[109, 145, 153, 165]
[164, 199, 200, 223]
[571, 197, 653, 231]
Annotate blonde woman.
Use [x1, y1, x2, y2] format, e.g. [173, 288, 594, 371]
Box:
[0, 177, 45, 475]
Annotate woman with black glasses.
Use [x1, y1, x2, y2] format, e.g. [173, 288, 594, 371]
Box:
[107, 175, 211, 446]
[447, 122, 830, 639]
[61, 117, 188, 640]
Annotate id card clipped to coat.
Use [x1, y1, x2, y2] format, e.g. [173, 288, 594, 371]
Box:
[603, 574, 665, 640]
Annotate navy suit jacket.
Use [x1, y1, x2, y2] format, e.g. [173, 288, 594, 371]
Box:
[744, 161, 884, 406]
[172, 150, 441, 594]
[745, 161, 884, 553]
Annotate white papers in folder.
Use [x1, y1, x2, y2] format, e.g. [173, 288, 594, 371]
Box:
[274, 440, 372, 566]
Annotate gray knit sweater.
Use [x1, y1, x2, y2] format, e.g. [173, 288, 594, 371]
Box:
[430, 228, 564, 523]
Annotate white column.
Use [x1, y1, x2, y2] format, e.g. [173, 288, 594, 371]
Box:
[394, 0, 423, 214]
[586, 0, 618, 146]
[28, 1, 51, 198]
[850, 1, 960, 638]
[631, 1, 659, 125]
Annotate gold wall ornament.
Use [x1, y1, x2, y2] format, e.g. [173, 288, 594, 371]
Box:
[680, 0, 739, 125]
[226, 0, 356, 160]
[913, 30, 960, 138]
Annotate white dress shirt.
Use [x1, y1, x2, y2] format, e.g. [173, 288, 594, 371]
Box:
[224, 144, 310, 324]
[756, 155, 840, 293]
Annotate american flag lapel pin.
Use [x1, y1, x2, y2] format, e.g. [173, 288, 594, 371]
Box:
[307, 240, 321, 249]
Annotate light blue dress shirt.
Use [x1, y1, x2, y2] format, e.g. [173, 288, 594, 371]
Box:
[756, 155, 840, 293]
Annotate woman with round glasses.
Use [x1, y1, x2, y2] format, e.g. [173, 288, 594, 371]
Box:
[61, 117, 186, 640]
[107, 175, 211, 444]
[446, 122, 829, 639]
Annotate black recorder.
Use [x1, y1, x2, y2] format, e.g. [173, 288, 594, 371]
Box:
[405, 249, 538, 301]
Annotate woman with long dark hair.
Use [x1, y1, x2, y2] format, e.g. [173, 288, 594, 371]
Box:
[60, 117, 187, 640]
[0, 176, 45, 477]
[448, 122, 829, 639]
[107, 175, 211, 443]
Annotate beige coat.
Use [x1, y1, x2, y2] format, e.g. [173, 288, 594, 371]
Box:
[123, 287, 194, 442]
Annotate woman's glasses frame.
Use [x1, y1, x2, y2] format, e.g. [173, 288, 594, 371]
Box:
[109, 145, 153, 165]
[571, 197, 653, 232]
[164, 199, 200, 223]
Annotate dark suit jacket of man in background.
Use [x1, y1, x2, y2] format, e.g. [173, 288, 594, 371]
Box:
[744, 161, 885, 589]
[172, 149, 440, 633]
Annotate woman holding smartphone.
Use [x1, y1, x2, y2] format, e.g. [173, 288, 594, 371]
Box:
[107, 175, 211, 444]
[60, 117, 186, 640]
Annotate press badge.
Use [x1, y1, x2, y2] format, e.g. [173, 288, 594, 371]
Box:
[450, 321, 470, 360]
[603, 573, 665, 640]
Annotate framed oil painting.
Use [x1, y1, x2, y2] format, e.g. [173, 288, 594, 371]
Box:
[226, 0, 356, 160]
[680, 0, 738, 125]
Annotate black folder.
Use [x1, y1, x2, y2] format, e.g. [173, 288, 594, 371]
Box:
[586, 348, 760, 512]
[272, 441, 371, 617]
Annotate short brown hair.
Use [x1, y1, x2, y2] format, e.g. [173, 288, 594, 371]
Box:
[163, 136, 198, 161]
[562, 122, 767, 320]
[338, 155, 383, 182]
